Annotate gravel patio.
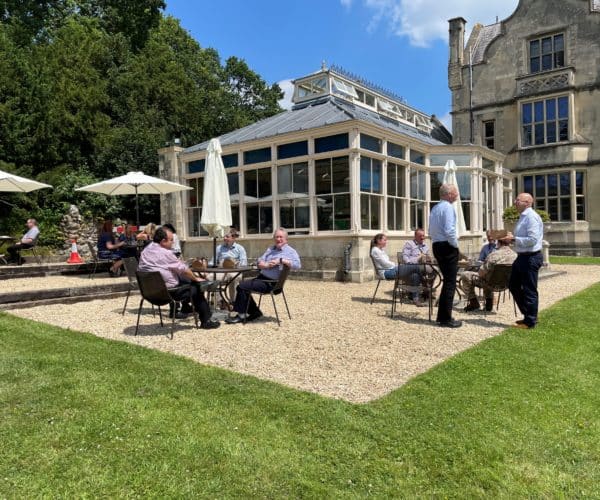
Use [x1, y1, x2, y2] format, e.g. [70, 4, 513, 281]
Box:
[6, 264, 600, 403]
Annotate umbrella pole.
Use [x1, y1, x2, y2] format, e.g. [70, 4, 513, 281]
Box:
[212, 237, 217, 268]
[135, 186, 140, 228]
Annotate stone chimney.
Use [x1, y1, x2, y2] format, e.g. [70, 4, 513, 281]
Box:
[448, 17, 466, 90]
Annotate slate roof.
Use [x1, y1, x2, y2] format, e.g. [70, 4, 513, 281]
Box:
[470, 22, 502, 65]
[183, 96, 445, 154]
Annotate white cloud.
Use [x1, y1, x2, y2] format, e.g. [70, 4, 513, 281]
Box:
[340, 0, 352, 7]
[277, 79, 295, 110]
[359, 0, 519, 47]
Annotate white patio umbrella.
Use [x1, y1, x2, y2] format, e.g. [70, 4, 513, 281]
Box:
[0, 168, 52, 193]
[76, 171, 191, 227]
[442, 160, 467, 237]
[200, 138, 232, 266]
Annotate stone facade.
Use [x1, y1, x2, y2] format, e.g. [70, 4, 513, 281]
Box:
[448, 0, 600, 254]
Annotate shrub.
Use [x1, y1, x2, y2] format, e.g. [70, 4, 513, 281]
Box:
[503, 205, 550, 222]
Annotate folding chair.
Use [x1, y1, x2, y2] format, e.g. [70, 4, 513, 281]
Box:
[135, 271, 197, 338]
[244, 266, 291, 326]
[87, 242, 113, 279]
[121, 256, 139, 315]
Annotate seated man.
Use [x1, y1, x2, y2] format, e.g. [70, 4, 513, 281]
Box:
[210, 227, 248, 307]
[226, 227, 301, 324]
[460, 229, 517, 312]
[7, 218, 39, 265]
[138, 226, 219, 329]
[402, 228, 434, 302]
[478, 230, 497, 262]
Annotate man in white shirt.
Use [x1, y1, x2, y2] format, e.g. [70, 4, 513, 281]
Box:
[7, 218, 39, 265]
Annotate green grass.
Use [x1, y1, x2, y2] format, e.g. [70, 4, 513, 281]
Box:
[550, 255, 600, 265]
[2, 285, 600, 497]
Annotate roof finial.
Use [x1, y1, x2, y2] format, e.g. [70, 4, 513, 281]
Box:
[321, 60, 327, 70]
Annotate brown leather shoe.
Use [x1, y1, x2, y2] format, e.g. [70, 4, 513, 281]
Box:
[412, 299, 427, 308]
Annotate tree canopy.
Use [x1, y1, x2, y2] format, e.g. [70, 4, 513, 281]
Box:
[0, 1, 283, 243]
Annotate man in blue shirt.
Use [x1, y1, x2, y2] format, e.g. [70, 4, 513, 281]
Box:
[429, 184, 462, 328]
[478, 230, 496, 262]
[7, 218, 39, 265]
[509, 193, 544, 329]
[226, 227, 301, 324]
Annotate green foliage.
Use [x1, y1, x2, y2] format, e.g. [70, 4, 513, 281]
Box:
[0, 4, 283, 244]
[503, 204, 550, 222]
[1, 283, 600, 496]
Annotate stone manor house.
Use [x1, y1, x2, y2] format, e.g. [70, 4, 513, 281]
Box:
[158, 0, 600, 281]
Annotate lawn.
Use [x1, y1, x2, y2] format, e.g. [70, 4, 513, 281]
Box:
[1, 283, 600, 497]
[550, 255, 600, 265]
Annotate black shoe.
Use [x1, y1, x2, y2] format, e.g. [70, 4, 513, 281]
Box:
[463, 298, 480, 312]
[180, 303, 193, 314]
[246, 311, 263, 322]
[200, 319, 220, 329]
[225, 315, 243, 324]
[438, 319, 462, 328]
[485, 298, 494, 312]
[168, 311, 189, 319]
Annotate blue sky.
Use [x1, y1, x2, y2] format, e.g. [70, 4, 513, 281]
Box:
[164, 0, 519, 129]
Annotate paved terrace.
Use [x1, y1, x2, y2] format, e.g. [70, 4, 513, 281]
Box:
[4, 265, 600, 403]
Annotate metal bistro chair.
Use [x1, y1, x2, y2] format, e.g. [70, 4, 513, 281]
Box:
[121, 256, 139, 315]
[134, 271, 197, 338]
[390, 262, 438, 322]
[370, 255, 395, 304]
[472, 263, 516, 317]
[87, 242, 113, 279]
[17, 234, 41, 264]
[244, 265, 291, 326]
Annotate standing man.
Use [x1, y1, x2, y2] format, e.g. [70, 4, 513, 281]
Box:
[509, 193, 544, 329]
[7, 218, 39, 265]
[226, 227, 301, 324]
[429, 184, 462, 328]
[138, 226, 220, 329]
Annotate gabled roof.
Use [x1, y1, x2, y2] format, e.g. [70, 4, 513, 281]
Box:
[469, 22, 502, 65]
[183, 96, 446, 154]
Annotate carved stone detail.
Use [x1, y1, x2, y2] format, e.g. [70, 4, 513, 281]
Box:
[518, 72, 570, 97]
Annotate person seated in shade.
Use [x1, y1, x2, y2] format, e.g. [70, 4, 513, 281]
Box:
[7, 218, 39, 265]
[225, 227, 301, 324]
[209, 227, 248, 307]
[97, 219, 126, 276]
[478, 230, 497, 262]
[460, 229, 517, 312]
[161, 223, 181, 258]
[136, 223, 157, 246]
[138, 226, 219, 329]
[370, 232, 425, 307]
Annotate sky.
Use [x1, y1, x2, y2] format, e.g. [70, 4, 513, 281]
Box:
[164, 0, 520, 130]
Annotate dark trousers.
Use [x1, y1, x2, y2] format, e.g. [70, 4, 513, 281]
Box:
[509, 252, 543, 327]
[433, 241, 459, 323]
[7, 242, 32, 263]
[233, 275, 275, 315]
[169, 284, 211, 325]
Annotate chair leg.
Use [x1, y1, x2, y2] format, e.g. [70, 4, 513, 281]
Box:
[135, 298, 144, 335]
[270, 293, 281, 327]
[122, 289, 131, 315]
[158, 306, 164, 327]
[280, 291, 291, 320]
[371, 280, 381, 304]
[169, 301, 176, 339]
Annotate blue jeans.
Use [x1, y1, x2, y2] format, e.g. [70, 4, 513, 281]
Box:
[509, 252, 543, 327]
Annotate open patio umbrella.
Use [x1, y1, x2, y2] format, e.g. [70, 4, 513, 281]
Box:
[76, 171, 191, 227]
[442, 159, 467, 237]
[200, 138, 232, 266]
[0, 168, 52, 193]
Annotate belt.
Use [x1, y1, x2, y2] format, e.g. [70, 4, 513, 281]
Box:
[518, 251, 541, 256]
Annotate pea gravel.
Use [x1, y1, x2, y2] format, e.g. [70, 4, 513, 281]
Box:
[6, 264, 600, 403]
